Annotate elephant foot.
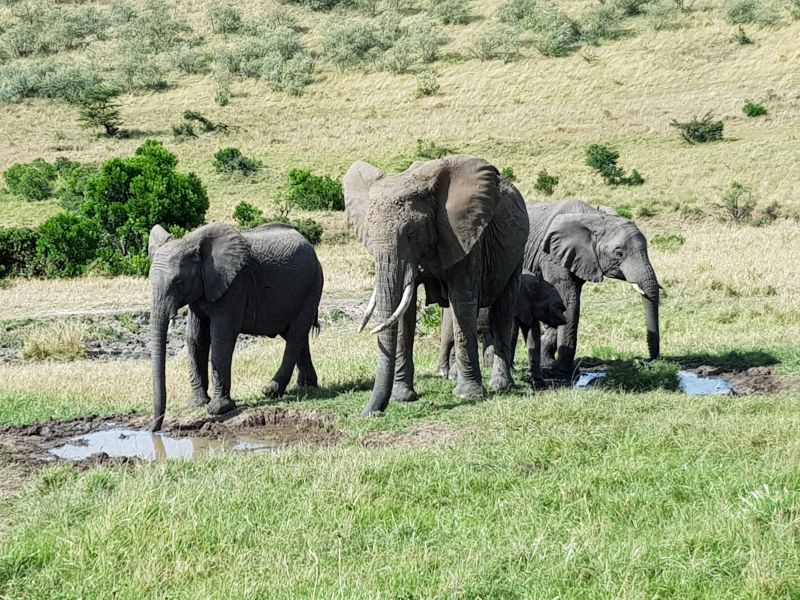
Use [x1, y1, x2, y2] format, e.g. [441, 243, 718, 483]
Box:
[263, 380, 286, 399]
[529, 375, 546, 390]
[390, 385, 418, 403]
[207, 397, 236, 416]
[489, 373, 514, 393]
[546, 364, 574, 381]
[453, 380, 485, 399]
[436, 365, 450, 378]
[448, 365, 458, 381]
[186, 392, 210, 407]
[297, 375, 318, 389]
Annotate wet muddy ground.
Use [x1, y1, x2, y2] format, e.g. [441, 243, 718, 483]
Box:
[0, 409, 341, 473]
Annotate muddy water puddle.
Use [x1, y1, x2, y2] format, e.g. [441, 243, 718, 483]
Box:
[575, 369, 734, 395]
[48, 428, 279, 461]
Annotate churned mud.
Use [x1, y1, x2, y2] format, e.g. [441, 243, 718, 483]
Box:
[0, 408, 340, 472]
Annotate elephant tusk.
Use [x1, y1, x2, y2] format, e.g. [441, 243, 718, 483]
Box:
[631, 283, 646, 296]
[358, 288, 378, 333]
[371, 283, 414, 335]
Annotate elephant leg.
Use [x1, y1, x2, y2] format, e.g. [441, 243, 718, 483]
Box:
[436, 306, 454, 378]
[540, 324, 557, 370]
[208, 319, 238, 416]
[186, 308, 211, 407]
[482, 329, 495, 369]
[488, 277, 517, 393]
[448, 346, 457, 380]
[296, 341, 318, 389]
[526, 321, 545, 388]
[264, 334, 304, 398]
[450, 297, 483, 399]
[551, 280, 583, 379]
[391, 285, 418, 403]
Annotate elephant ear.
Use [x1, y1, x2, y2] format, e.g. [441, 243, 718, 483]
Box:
[415, 156, 500, 269]
[543, 213, 604, 283]
[148, 225, 172, 259]
[197, 223, 251, 302]
[596, 205, 619, 217]
[343, 161, 385, 247]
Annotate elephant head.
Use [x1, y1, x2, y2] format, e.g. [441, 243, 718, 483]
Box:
[517, 269, 567, 329]
[344, 155, 501, 414]
[543, 211, 660, 360]
[147, 223, 250, 430]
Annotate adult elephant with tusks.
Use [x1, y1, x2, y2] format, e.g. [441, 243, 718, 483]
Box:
[526, 200, 661, 378]
[344, 156, 529, 416]
[147, 222, 323, 431]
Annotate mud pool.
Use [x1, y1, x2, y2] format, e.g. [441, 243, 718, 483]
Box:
[48, 428, 278, 461]
[575, 369, 734, 395]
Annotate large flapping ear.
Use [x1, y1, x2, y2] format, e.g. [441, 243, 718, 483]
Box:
[543, 213, 605, 283]
[194, 223, 251, 302]
[148, 225, 172, 260]
[414, 156, 500, 269]
[343, 161, 385, 247]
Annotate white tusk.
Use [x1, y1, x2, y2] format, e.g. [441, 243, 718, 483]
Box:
[631, 283, 646, 296]
[371, 283, 414, 334]
[358, 288, 378, 333]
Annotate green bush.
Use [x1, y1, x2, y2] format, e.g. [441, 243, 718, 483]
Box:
[742, 100, 767, 117]
[468, 24, 520, 61]
[284, 169, 345, 211]
[670, 112, 724, 143]
[416, 139, 456, 159]
[498, 0, 580, 57]
[208, 4, 243, 34]
[725, 0, 778, 24]
[322, 18, 391, 69]
[406, 13, 448, 63]
[430, 0, 472, 24]
[36, 213, 102, 277]
[115, 51, 169, 91]
[213, 147, 262, 175]
[169, 44, 210, 74]
[292, 218, 323, 245]
[81, 140, 209, 265]
[3, 159, 58, 201]
[791, 0, 800, 19]
[118, 1, 191, 53]
[500, 166, 517, 182]
[579, 6, 626, 42]
[76, 85, 123, 137]
[172, 122, 198, 140]
[0, 61, 102, 104]
[533, 169, 559, 196]
[233, 201, 267, 229]
[57, 162, 98, 212]
[1, 23, 42, 57]
[416, 70, 440, 96]
[585, 144, 644, 186]
[279, 0, 354, 10]
[734, 25, 753, 44]
[0, 227, 40, 279]
[263, 52, 315, 94]
[650, 233, 686, 251]
[719, 181, 756, 223]
[644, 0, 683, 31]
[615, 207, 633, 219]
[613, 0, 651, 16]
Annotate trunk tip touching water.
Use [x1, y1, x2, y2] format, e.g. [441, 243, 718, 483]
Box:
[151, 309, 170, 432]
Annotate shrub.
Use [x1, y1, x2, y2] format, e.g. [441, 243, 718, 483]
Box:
[119, 1, 191, 53]
[263, 53, 315, 94]
[3, 159, 58, 201]
[0, 227, 40, 279]
[416, 70, 440, 96]
[497, 0, 538, 23]
[468, 24, 520, 61]
[585, 144, 644, 186]
[39, 6, 109, 53]
[116, 51, 169, 91]
[172, 122, 197, 140]
[0, 61, 102, 104]
[719, 181, 756, 223]
[500, 166, 517, 182]
[323, 18, 391, 69]
[615, 207, 633, 219]
[208, 4, 243, 34]
[614, 0, 651, 16]
[169, 44, 210, 74]
[670, 112, 724, 143]
[81, 140, 209, 264]
[22, 320, 88, 360]
[650, 233, 686, 251]
[430, 0, 472, 24]
[1, 22, 42, 57]
[36, 213, 102, 277]
[279, 0, 354, 10]
[233, 201, 267, 229]
[734, 25, 753, 44]
[579, 6, 626, 42]
[533, 169, 559, 195]
[725, 0, 778, 24]
[292, 218, 323, 245]
[76, 85, 123, 137]
[213, 147, 262, 175]
[416, 138, 456, 159]
[791, 0, 800, 19]
[57, 162, 98, 212]
[380, 37, 417, 73]
[742, 100, 767, 117]
[498, 0, 581, 57]
[644, 0, 683, 30]
[215, 87, 231, 106]
[284, 169, 345, 211]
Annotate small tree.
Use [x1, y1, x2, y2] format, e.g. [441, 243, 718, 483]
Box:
[720, 181, 756, 223]
[670, 112, 724, 144]
[585, 144, 644, 186]
[76, 85, 123, 137]
[533, 169, 559, 195]
[742, 100, 767, 117]
[233, 201, 267, 229]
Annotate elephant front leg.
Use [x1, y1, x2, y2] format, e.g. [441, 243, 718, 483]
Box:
[391, 286, 418, 403]
[526, 322, 545, 388]
[552, 281, 583, 379]
[436, 306, 454, 378]
[186, 308, 211, 407]
[450, 298, 484, 399]
[208, 319, 238, 416]
[488, 280, 517, 393]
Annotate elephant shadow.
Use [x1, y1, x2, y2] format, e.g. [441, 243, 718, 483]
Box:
[239, 377, 376, 408]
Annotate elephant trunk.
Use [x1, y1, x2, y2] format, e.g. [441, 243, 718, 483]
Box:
[150, 301, 174, 431]
[361, 253, 414, 416]
[628, 266, 660, 361]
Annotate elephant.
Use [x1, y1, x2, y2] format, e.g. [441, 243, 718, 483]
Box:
[524, 200, 660, 378]
[147, 222, 324, 431]
[437, 267, 568, 382]
[344, 156, 529, 415]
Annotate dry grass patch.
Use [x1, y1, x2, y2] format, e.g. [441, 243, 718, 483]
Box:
[20, 320, 89, 360]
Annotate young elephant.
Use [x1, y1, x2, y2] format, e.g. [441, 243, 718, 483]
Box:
[148, 222, 323, 431]
[437, 268, 567, 382]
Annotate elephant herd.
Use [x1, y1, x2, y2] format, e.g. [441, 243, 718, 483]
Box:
[147, 155, 660, 431]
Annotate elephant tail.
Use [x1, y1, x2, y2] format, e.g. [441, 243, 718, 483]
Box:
[311, 311, 320, 337]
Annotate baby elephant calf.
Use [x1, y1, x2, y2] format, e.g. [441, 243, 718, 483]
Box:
[437, 269, 567, 386]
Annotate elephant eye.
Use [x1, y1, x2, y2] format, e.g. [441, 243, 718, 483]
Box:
[612, 247, 624, 259]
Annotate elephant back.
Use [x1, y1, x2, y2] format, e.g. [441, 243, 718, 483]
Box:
[523, 199, 595, 271]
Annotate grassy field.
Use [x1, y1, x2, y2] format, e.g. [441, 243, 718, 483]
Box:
[1, 0, 800, 597]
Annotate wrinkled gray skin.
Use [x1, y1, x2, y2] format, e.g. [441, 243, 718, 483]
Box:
[148, 222, 323, 431]
[437, 268, 567, 381]
[526, 200, 660, 378]
[345, 156, 528, 415]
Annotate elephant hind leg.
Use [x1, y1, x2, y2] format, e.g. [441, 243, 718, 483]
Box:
[296, 342, 318, 388]
[488, 276, 518, 393]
